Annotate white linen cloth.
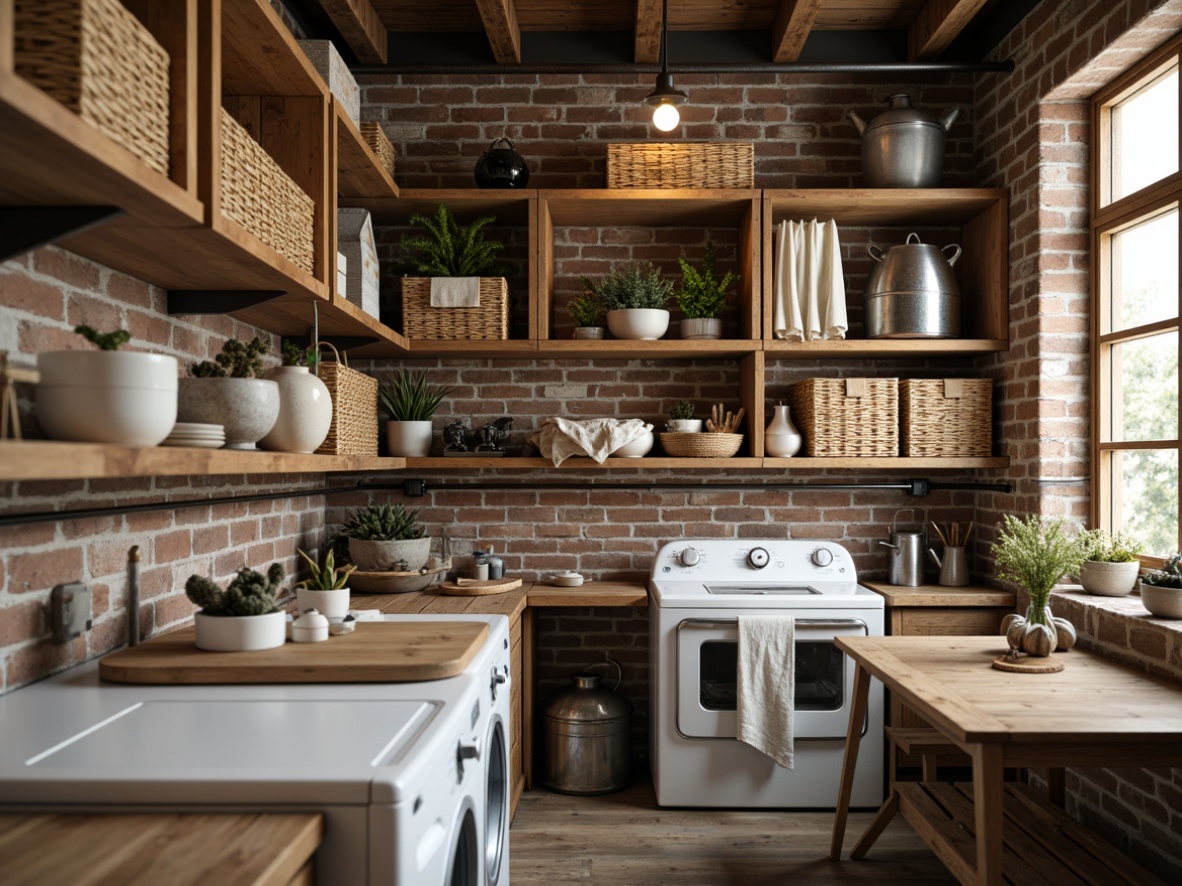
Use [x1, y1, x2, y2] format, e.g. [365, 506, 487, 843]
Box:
[430, 276, 481, 307]
[527, 418, 653, 467]
[772, 219, 847, 341]
[736, 615, 796, 768]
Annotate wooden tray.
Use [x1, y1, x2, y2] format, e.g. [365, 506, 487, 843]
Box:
[98, 621, 488, 684]
[436, 577, 523, 596]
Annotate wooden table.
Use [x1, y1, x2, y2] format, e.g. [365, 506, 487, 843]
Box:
[829, 636, 1182, 885]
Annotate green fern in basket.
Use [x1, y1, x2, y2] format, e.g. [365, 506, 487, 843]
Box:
[401, 203, 505, 277]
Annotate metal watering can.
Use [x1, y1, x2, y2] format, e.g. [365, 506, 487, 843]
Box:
[878, 508, 926, 586]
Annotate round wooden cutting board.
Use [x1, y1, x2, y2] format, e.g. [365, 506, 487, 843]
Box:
[435, 578, 523, 596]
[991, 653, 1065, 673]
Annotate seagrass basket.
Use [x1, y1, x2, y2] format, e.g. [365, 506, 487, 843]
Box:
[659, 432, 744, 458]
[401, 277, 509, 340]
[606, 142, 754, 189]
[314, 344, 378, 456]
[900, 379, 992, 457]
[14, 0, 170, 175]
[787, 378, 899, 457]
[360, 122, 395, 177]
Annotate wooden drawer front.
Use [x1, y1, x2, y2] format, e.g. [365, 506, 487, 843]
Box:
[895, 607, 1004, 637]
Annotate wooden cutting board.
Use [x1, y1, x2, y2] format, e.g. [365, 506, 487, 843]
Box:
[98, 621, 488, 684]
[436, 577, 523, 596]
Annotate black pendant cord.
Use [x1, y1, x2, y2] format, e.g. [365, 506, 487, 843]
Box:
[660, 0, 670, 75]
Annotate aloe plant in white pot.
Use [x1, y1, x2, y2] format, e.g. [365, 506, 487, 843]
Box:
[294, 547, 356, 619]
[1076, 528, 1143, 596]
[379, 370, 454, 457]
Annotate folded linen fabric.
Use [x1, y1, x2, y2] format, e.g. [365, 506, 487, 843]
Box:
[430, 276, 481, 307]
[736, 614, 795, 768]
[527, 418, 653, 467]
[772, 219, 846, 341]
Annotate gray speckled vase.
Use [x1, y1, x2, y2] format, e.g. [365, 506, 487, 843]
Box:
[177, 377, 280, 449]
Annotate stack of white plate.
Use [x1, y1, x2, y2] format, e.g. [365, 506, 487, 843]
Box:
[161, 422, 225, 449]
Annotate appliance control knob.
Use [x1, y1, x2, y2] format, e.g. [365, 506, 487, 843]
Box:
[811, 547, 834, 567]
[457, 740, 480, 777]
[679, 547, 701, 566]
[490, 667, 507, 700]
[747, 547, 770, 569]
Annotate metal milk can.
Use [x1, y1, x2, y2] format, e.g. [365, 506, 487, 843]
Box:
[541, 658, 632, 795]
[879, 508, 926, 586]
[846, 93, 960, 188]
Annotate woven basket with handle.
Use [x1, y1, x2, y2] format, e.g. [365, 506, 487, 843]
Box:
[314, 343, 377, 456]
[787, 378, 899, 457]
[900, 379, 992, 457]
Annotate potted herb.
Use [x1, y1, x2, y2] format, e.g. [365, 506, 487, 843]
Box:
[665, 400, 702, 433]
[581, 263, 673, 340]
[185, 563, 286, 651]
[36, 325, 178, 446]
[568, 290, 605, 340]
[1076, 528, 1143, 596]
[399, 203, 509, 341]
[1139, 554, 1182, 619]
[178, 336, 279, 450]
[378, 370, 454, 456]
[340, 503, 431, 572]
[676, 243, 740, 340]
[258, 339, 332, 455]
[992, 515, 1082, 657]
[294, 548, 356, 619]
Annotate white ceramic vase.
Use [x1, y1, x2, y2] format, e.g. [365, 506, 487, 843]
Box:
[387, 419, 434, 456]
[607, 309, 669, 340]
[1079, 560, 1141, 596]
[193, 610, 286, 651]
[680, 317, 722, 340]
[349, 537, 432, 571]
[36, 351, 178, 446]
[296, 586, 350, 619]
[764, 403, 803, 458]
[177, 377, 280, 450]
[258, 366, 333, 454]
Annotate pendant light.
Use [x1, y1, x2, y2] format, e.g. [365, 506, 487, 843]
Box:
[643, 0, 686, 132]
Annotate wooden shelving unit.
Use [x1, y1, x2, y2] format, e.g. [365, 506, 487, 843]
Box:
[405, 456, 766, 470]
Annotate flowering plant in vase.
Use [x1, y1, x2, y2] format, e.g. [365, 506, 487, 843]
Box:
[991, 515, 1082, 656]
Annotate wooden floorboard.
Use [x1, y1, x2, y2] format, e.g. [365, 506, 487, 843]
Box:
[511, 777, 957, 885]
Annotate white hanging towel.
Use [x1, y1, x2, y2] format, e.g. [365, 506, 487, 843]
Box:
[818, 219, 848, 340]
[773, 220, 804, 341]
[736, 615, 795, 768]
[772, 219, 847, 341]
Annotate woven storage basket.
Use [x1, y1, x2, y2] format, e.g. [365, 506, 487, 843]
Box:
[401, 277, 509, 340]
[606, 142, 754, 189]
[787, 378, 899, 457]
[659, 432, 743, 458]
[14, 0, 170, 175]
[900, 379, 992, 457]
[360, 122, 395, 177]
[219, 108, 315, 274]
[314, 344, 378, 456]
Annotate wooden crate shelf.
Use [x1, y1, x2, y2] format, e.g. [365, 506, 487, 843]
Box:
[334, 102, 398, 201]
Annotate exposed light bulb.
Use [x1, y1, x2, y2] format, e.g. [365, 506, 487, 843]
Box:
[652, 101, 680, 132]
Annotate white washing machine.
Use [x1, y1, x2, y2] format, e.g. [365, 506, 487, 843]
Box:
[0, 613, 511, 886]
[649, 539, 885, 809]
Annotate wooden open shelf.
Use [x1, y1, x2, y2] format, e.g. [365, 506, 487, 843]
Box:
[334, 102, 398, 201]
[763, 456, 1009, 469]
[763, 338, 1008, 357]
[537, 339, 760, 359]
[405, 457, 767, 470]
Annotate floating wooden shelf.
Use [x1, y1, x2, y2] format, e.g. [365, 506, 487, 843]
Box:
[763, 339, 1009, 358]
[763, 456, 1009, 469]
[537, 340, 761, 359]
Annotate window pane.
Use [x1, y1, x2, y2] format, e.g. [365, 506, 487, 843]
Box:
[1114, 449, 1180, 556]
[1110, 210, 1178, 331]
[1113, 68, 1178, 200]
[1109, 332, 1179, 441]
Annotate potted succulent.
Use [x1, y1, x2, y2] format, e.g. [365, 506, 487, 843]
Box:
[676, 243, 740, 340]
[340, 503, 431, 572]
[1139, 554, 1182, 619]
[665, 400, 702, 433]
[581, 263, 673, 340]
[185, 563, 286, 651]
[178, 336, 279, 449]
[378, 370, 454, 457]
[1076, 528, 1143, 596]
[568, 289, 605, 340]
[36, 325, 178, 446]
[992, 515, 1082, 657]
[258, 340, 332, 454]
[294, 547, 356, 620]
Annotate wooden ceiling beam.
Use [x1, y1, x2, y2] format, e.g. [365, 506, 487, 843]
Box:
[771, 0, 823, 63]
[475, 0, 522, 64]
[908, 0, 990, 61]
[318, 0, 388, 65]
[634, 0, 663, 65]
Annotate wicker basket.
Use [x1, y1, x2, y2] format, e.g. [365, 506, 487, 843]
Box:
[787, 378, 899, 457]
[606, 142, 754, 189]
[360, 122, 395, 177]
[660, 432, 744, 458]
[401, 277, 509, 340]
[14, 0, 170, 175]
[314, 344, 378, 456]
[219, 108, 315, 274]
[900, 379, 992, 457]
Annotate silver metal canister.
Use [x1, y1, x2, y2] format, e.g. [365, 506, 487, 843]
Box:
[541, 659, 632, 795]
[864, 233, 962, 339]
[846, 93, 960, 188]
[879, 508, 926, 586]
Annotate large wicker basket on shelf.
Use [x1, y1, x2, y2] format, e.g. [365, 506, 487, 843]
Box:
[219, 108, 315, 274]
[900, 379, 992, 457]
[401, 277, 509, 340]
[13, 0, 171, 175]
[787, 378, 899, 457]
[359, 122, 395, 177]
[314, 344, 378, 456]
[606, 142, 754, 189]
[660, 432, 744, 458]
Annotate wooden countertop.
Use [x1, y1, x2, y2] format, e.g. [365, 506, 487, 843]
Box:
[358, 585, 529, 619]
[862, 581, 1015, 608]
[528, 580, 648, 607]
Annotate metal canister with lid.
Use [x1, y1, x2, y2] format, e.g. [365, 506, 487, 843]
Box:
[541, 658, 632, 795]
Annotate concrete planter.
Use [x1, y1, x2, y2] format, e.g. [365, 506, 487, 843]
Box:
[1079, 560, 1140, 596]
[349, 537, 432, 572]
[178, 377, 279, 450]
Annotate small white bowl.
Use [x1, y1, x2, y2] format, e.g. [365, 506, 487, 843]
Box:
[1140, 581, 1182, 619]
[551, 572, 584, 587]
[612, 429, 654, 458]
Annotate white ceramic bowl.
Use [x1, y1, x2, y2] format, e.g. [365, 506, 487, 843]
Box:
[607, 309, 670, 341]
[1079, 560, 1140, 596]
[612, 429, 654, 458]
[551, 572, 584, 587]
[1140, 581, 1182, 619]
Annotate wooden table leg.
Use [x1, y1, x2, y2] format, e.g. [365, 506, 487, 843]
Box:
[970, 743, 1004, 886]
[522, 606, 535, 791]
[850, 789, 898, 860]
[829, 662, 872, 861]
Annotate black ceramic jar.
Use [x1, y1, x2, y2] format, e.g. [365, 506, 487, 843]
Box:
[474, 137, 529, 189]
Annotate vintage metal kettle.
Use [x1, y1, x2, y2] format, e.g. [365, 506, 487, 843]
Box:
[878, 508, 926, 586]
[541, 658, 632, 795]
[474, 137, 530, 189]
[846, 94, 959, 188]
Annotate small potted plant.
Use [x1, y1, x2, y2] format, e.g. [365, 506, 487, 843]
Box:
[340, 503, 431, 572]
[378, 370, 454, 456]
[1076, 528, 1143, 596]
[582, 263, 673, 340]
[258, 340, 332, 454]
[992, 515, 1082, 657]
[294, 547, 356, 619]
[185, 563, 286, 651]
[1139, 554, 1182, 619]
[568, 289, 605, 340]
[665, 401, 702, 433]
[36, 325, 178, 446]
[676, 242, 740, 340]
[178, 336, 279, 449]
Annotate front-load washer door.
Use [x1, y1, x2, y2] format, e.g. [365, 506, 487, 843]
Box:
[484, 716, 508, 885]
[676, 617, 869, 740]
[446, 801, 478, 886]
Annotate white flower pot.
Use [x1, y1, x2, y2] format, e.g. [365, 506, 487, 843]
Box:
[665, 419, 703, 433]
[296, 586, 350, 620]
[573, 327, 605, 340]
[36, 351, 178, 446]
[177, 377, 280, 450]
[193, 610, 286, 651]
[1079, 560, 1140, 596]
[607, 309, 669, 340]
[611, 428, 654, 458]
[1139, 580, 1182, 619]
[258, 366, 333, 454]
[680, 317, 722, 340]
[348, 537, 432, 571]
[387, 420, 434, 457]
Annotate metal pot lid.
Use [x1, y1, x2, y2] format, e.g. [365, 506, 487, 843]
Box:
[543, 673, 633, 720]
[864, 94, 944, 130]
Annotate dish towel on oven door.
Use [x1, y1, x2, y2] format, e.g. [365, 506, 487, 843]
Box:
[736, 615, 796, 768]
[772, 219, 847, 341]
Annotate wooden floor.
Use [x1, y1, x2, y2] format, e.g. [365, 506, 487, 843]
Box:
[510, 777, 956, 885]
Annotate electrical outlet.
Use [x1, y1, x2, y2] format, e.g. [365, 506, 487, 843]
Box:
[51, 582, 92, 644]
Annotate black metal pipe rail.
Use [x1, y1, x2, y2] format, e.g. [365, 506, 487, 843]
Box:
[353, 61, 1015, 76]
